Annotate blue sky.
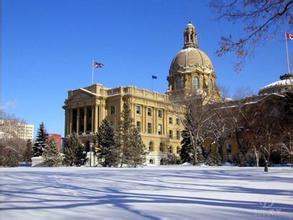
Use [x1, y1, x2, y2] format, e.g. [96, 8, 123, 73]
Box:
[1, 0, 292, 136]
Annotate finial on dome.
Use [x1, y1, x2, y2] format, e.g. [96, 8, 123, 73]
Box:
[183, 22, 198, 49]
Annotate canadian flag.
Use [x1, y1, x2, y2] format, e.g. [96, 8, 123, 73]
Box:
[286, 32, 293, 40]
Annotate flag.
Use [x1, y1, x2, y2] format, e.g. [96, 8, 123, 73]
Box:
[286, 32, 293, 40]
[152, 75, 157, 79]
[94, 62, 104, 68]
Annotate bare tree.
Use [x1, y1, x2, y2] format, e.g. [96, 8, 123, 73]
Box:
[0, 110, 28, 166]
[210, 0, 293, 71]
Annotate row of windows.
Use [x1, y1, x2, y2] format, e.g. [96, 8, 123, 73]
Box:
[110, 106, 180, 125]
[136, 121, 180, 139]
[174, 77, 214, 90]
[136, 105, 164, 118]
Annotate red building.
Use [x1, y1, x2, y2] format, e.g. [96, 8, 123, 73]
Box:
[48, 134, 62, 152]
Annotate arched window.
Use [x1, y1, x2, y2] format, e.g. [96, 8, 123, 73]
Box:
[193, 77, 199, 91]
[149, 159, 154, 164]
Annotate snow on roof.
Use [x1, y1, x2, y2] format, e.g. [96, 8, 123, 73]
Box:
[261, 78, 293, 90]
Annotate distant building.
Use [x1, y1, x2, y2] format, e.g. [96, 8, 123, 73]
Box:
[48, 134, 62, 152]
[18, 123, 34, 140]
[259, 74, 293, 95]
[0, 119, 34, 140]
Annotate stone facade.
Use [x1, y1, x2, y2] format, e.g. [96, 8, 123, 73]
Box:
[63, 85, 185, 165]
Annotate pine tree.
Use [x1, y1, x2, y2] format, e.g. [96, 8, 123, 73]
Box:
[97, 119, 118, 167]
[43, 139, 61, 167]
[33, 122, 48, 157]
[74, 141, 87, 166]
[180, 130, 192, 164]
[117, 100, 133, 167]
[128, 127, 146, 167]
[63, 133, 87, 166]
[23, 139, 33, 162]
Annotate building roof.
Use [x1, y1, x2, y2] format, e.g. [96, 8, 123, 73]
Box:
[259, 73, 293, 95]
[169, 47, 214, 74]
[169, 22, 214, 75]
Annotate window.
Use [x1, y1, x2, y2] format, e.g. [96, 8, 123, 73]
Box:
[158, 124, 163, 135]
[169, 130, 173, 138]
[147, 123, 152, 134]
[136, 121, 141, 132]
[149, 141, 154, 151]
[176, 131, 180, 140]
[159, 143, 164, 152]
[193, 77, 199, 90]
[110, 106, 115, 115]
[149, 159, 154, 164]
[147, 107, 152, 116]
[168, 146, 172, 153]
[176, 118, 180, 125]
[136, 105, 141, 114]
[158, 109, 163, 118]
[169, 117, 173, 124]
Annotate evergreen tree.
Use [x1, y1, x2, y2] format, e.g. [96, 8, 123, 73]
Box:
[23, 139, 33, 162]
[97, 119, 118, 167]
[117, 99, 133, 167]
[33, 122, 48, 157]
[128, 127, 146, 167]
[43, 139, 61, 167]
[74, 141, 87, 166]
[63, 133, 87, 166]
[180, 130, 192, 164]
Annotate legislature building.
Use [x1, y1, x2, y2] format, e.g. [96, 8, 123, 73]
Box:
[63, 22, 221, 165]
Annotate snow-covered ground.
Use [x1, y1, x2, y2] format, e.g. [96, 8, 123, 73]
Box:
[0, 166, 292, 220]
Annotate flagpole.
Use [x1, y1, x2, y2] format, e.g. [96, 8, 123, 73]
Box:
[92, 59, 95, 84]
[285, 33, 290, 73]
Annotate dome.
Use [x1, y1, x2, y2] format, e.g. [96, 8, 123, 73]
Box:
[169, 47, 214, 74]
[259, 74, 293, 95]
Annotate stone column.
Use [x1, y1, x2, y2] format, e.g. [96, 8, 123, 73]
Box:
[143, 106, 147, 133]
[163, 109, 167, 135]
[64, 109, 68, 136]
[91, 106, 94, 133]
[83, 107, 87, 133]
[94, 105, 98, 133]
[153, 108, 157, 134]
[69, 109, 72, 135]
[99, 102, 105, 126]
[77, 108, 80, 134]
